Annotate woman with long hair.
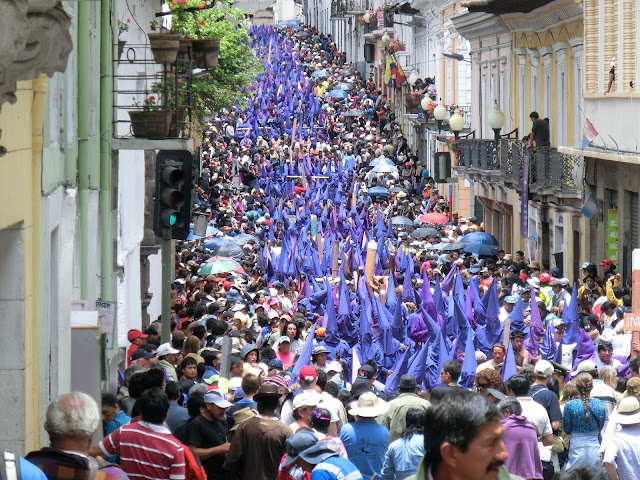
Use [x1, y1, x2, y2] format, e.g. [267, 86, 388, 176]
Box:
[562, 373, 606, 469]
[381, 408, 426, 479]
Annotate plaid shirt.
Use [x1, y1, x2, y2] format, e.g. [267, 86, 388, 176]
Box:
[26, 448, 129, 480]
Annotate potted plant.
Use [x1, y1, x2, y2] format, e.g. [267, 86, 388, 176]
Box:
[148, 19, 181, 65]
[388, 39, 405, 54]
[117, 18, 130, 62]
[167, 0, 221, 70]
[404, 91, 422, 114]
[128, 94, 174, 138]
[358, 16, 366, 26]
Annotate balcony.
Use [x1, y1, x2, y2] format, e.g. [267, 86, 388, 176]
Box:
[345, 0, 369, 14]
[455, 139, 583, 199]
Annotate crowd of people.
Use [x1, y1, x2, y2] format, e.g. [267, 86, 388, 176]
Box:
[15, 21, 640, 480]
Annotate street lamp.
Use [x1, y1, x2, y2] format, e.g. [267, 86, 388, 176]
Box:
[449, 109, 464, 140]
[408, 71, 419, 86]
[488, 100, 505, 141]
[434, 101, 447, 132]
[421, 95, 433, 111]
[363, 12, 371, 23]
[381, 33, 392, 48]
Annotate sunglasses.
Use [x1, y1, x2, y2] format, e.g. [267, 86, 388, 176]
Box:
[477, 382, 490, 389]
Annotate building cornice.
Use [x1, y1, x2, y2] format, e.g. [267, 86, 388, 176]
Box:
[451, 11, 509, 39]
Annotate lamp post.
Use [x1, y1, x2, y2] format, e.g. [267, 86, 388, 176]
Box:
[408, 71, 419, 87]
[381, 33, 392, 48]
[449, 108, 464, 140]
[421, 95, 433, 111]
[488, 100, 505, 141]
[434, 101, 446, 133]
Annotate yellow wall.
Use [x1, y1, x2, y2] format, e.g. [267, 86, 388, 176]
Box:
[0, 76, 47, 452]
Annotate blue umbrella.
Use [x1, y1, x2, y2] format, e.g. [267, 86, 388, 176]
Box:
[328, 89, 348, 99]
[310, 69, 330, 78]
[335, 82, 354, 91]
[463, 243, 499, 257]
[460, 231, 499, 246]
[367, 186, 390, 198]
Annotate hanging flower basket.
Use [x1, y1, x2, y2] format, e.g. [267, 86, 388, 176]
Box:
[192, 38, 220, 69]
[128, 110, 175, 138]
[148, 33, 181, 65]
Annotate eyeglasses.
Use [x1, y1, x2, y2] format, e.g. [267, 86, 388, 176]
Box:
[476, 382, 490, 389]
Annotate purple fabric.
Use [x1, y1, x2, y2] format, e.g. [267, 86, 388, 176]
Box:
[501, 335, 519, 382]
[502, 415, 543, 480]
[570, 327, 595, 373]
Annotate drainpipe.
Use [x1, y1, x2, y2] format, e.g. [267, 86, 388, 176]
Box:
[77, 2, 91, 299]
[100, 0, 115, 302]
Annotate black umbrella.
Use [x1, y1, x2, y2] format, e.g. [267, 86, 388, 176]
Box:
[390, 186, 408, 194]
[441, 240, 471, 252]
[411, 227, 441, 239]
[391, 216, 414, 229]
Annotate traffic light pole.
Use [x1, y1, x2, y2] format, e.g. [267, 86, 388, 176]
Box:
[161, 228, 173, 344]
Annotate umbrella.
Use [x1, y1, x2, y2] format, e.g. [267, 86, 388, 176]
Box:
[342, 109, 364, 117]
[203, 238, 246, 258]
[233, 233, 259, 246]
[335, 82, 354, 91]
[417, 212, 448, 224]
[295, 31, 310, 38]
[290, 24, 304, 30]
[390, 186, 408, 194]
[460, 231, 499, 246]
[442, 240, 471, 252]
[411, 227, 441, 239]
[464, 244, 500, 257]
[369, 157, 394, 167]
[367, 186, 390, 198]
[371, 163, 399, 174]
[391, 216, 414, 229]
[328, 89, 348, 99]
[339, 69, 355, 76]
[199, 257, 245, 275]
[429, 242, 450, 251]
[310, 69, 331, 78]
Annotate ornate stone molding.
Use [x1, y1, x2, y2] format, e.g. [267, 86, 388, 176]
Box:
[0, 0, 72, 155]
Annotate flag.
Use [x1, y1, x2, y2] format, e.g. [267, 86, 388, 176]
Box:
[501, 338, 518, 382]
[393, 53, 407, 87]
[384, 54, 393, 87]
[351, 346, 361, 384]
[581, 192, 598, 219]
[581, 109, 598, 149]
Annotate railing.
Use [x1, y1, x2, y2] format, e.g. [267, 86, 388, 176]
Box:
[344, 0, 369, 13]
[456, 139, 582, 196]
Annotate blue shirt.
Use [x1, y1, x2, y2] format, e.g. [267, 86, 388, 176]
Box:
[311, 455, 363, 480]
[563, 398, 606, 434]
[339, 418, 389, 478]
[166, 401, 190, 434]
[381, 434, 424, 480]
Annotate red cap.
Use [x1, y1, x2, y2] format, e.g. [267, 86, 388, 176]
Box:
[127, 329, 148, 342]
[299, 366, 318, 381]
[599, 258, 613, 266]
[519, 273, 529, 280]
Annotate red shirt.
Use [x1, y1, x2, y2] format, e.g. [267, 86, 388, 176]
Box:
[100, 421, 185, 480]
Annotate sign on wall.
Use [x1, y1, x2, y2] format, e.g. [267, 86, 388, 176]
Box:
[607, 209, 618, 263]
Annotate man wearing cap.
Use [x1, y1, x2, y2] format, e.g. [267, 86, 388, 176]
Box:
[340, 392, 390, 478]
[377, 374, 432, 442]
[549, 278, 570, 316]
[528, 360, 562, 431]
[131, 348, 157, 368]
[185, 391, 232, 480]
[599, 258, 617, 285]
[294, 441, 363, 480]
[499, 296, 517, 323]
[603, 396, 640, 480]
[127, 328, 148, 366]
[157, 343, 180, 382]
[224, 384, 292, 480]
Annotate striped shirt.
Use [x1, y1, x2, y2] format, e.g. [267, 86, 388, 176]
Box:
[311, 456, 363, 480]
[99, 421, 185, 480]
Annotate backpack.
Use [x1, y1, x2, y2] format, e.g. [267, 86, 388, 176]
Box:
[0, 448, 20, 480]
[183, 445, 206, 480]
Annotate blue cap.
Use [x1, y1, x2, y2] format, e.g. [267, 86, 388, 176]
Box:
[469, 263, 481, 273]
[504, 296, 517, 304]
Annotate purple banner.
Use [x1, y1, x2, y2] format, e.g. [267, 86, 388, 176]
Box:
[520, 153, 530, 238]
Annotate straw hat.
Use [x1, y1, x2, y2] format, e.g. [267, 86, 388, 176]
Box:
[348, 392, 389, 418]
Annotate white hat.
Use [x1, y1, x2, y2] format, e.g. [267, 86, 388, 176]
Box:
[204, 391, 232, 408]
[615, 396, 640, 425]
[232, 303, 247, 312]
[348, 392, 389, 418]
[277, 336, 291, 346]
[157, 343, 179, 356]
[326, 361, 343, 373]
[571, 360, 597, 377]
[534, 360, 554, 378]
[292, 392, 319, 410]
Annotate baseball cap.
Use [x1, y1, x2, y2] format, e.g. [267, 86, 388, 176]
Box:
[157, 343, 180, 356]
[326, 361, 343, 373]
[299, 365, 318, 381]
[358, 365, 375, 379]
[127, 329, 148, 342]
[534, 360, 554, 378]
[581, 262, 593, 269]
[599, 258, 614, 267]
[268, 359, 284, 370]
[131, 349, 155, 361]
[503, 296, 517, 304]
[204, 391, 232, 408]
[292, 392, 319, 410]
[571, 360, 597, 377]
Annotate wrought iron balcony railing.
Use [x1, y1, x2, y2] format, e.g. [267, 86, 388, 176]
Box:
[455, 139, 583, 197]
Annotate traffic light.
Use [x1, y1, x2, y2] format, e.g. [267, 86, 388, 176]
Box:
[154, 150, 193, 239]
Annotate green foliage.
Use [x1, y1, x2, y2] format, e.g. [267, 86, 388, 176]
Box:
[165, 0, 262, 124]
